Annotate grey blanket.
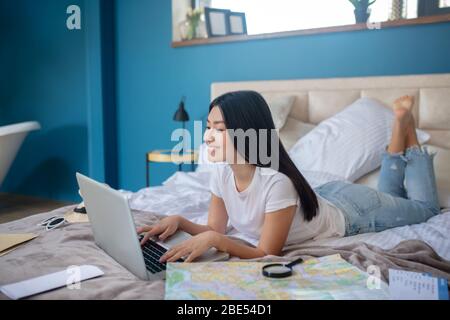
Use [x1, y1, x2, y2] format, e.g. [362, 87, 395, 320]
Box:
[1, 206, 449, 299]
[283, 240, 450, 285]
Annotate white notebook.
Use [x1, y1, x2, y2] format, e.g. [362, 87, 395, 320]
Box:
[0, 265, 104, 300]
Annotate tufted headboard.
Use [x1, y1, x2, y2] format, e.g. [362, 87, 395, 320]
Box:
[211, 74, 450, 150]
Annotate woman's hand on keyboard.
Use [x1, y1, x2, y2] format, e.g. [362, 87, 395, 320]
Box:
[160, 231, 218, 263]
[137, 215, 181, 245]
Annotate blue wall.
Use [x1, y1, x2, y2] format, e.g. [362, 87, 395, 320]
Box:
[115, 0, 450, 191]
[0, 0, 89, 202]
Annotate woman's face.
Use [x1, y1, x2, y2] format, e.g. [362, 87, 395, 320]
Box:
[204, 106, 243, 163]
[204, 106, 228, 162]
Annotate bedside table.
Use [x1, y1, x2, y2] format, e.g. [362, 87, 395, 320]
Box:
[146, 149, 198, 187]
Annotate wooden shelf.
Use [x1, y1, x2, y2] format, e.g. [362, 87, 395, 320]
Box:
[172, 14, 450, 48]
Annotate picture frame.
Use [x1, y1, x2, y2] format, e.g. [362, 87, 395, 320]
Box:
[204, 7, 231, 37]
[228, 11, 247, 35]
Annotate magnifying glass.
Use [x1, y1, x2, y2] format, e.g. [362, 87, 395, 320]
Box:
[262, 257, 304, 278]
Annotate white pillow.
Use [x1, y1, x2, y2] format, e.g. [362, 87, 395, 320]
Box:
[262, 94, 295, 129]
[355, 144, 450, 209]
[289, 97, 430, 182]
[427, 145, 450, 208]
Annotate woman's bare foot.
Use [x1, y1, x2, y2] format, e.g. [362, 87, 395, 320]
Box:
[393, 95, 414, 112]
[388, 95, 418, 154]
[393, 96, 414, 128]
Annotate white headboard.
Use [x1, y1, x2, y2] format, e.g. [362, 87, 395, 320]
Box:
[211, 74, 450, 149]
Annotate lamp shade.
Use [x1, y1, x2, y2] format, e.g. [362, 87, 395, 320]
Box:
[173, 97, 189, 122]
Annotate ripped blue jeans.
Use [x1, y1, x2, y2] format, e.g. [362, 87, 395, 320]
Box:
[315, 146, 440, 236]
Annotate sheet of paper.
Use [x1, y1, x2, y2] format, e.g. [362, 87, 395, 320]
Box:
[0, 233, 38, 255]
[389, 269, 449, 300]
[0, 265, 104, 300]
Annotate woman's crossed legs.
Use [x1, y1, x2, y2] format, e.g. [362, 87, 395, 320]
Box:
[315, 96, 440, 236]
[374, 96, 440, 231]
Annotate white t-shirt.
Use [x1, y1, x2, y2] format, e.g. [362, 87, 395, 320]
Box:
[210, 164, 346, 247]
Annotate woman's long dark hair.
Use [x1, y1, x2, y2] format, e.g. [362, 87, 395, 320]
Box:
[209, 90, 318, 221]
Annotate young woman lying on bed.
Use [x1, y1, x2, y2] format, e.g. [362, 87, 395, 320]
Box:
[137, 91, 440, 263]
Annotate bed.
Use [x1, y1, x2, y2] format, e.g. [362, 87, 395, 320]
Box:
[1, 73, 450, 299]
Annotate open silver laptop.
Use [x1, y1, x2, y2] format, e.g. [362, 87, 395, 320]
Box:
[76, 172, 229, 281]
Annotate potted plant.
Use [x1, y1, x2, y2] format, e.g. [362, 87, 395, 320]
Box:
[348, 0, 377, 23]
[179, 7, 205, 41]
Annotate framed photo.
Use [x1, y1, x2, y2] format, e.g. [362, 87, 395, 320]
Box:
[204, 7, 231, 37]
[228, 11, 247, 35]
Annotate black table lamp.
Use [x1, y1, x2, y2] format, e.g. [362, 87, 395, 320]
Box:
[173, 96, 189, 127]
[173, 96, 189, 155]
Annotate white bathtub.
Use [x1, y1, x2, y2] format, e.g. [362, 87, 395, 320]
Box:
[0, 121, 41, 187]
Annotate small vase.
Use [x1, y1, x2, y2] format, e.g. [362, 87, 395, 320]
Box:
[178, 20, 198, 41]
[186, 21, 198, 40]
[178, 17, 206, 41]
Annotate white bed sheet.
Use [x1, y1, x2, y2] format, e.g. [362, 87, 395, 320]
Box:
[123, 171, 212, 225]
[124, 170, 450, 261]
[298, 210, 450, 261]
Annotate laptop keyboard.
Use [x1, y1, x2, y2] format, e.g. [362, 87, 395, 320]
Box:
[139, 235, 183, 274]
